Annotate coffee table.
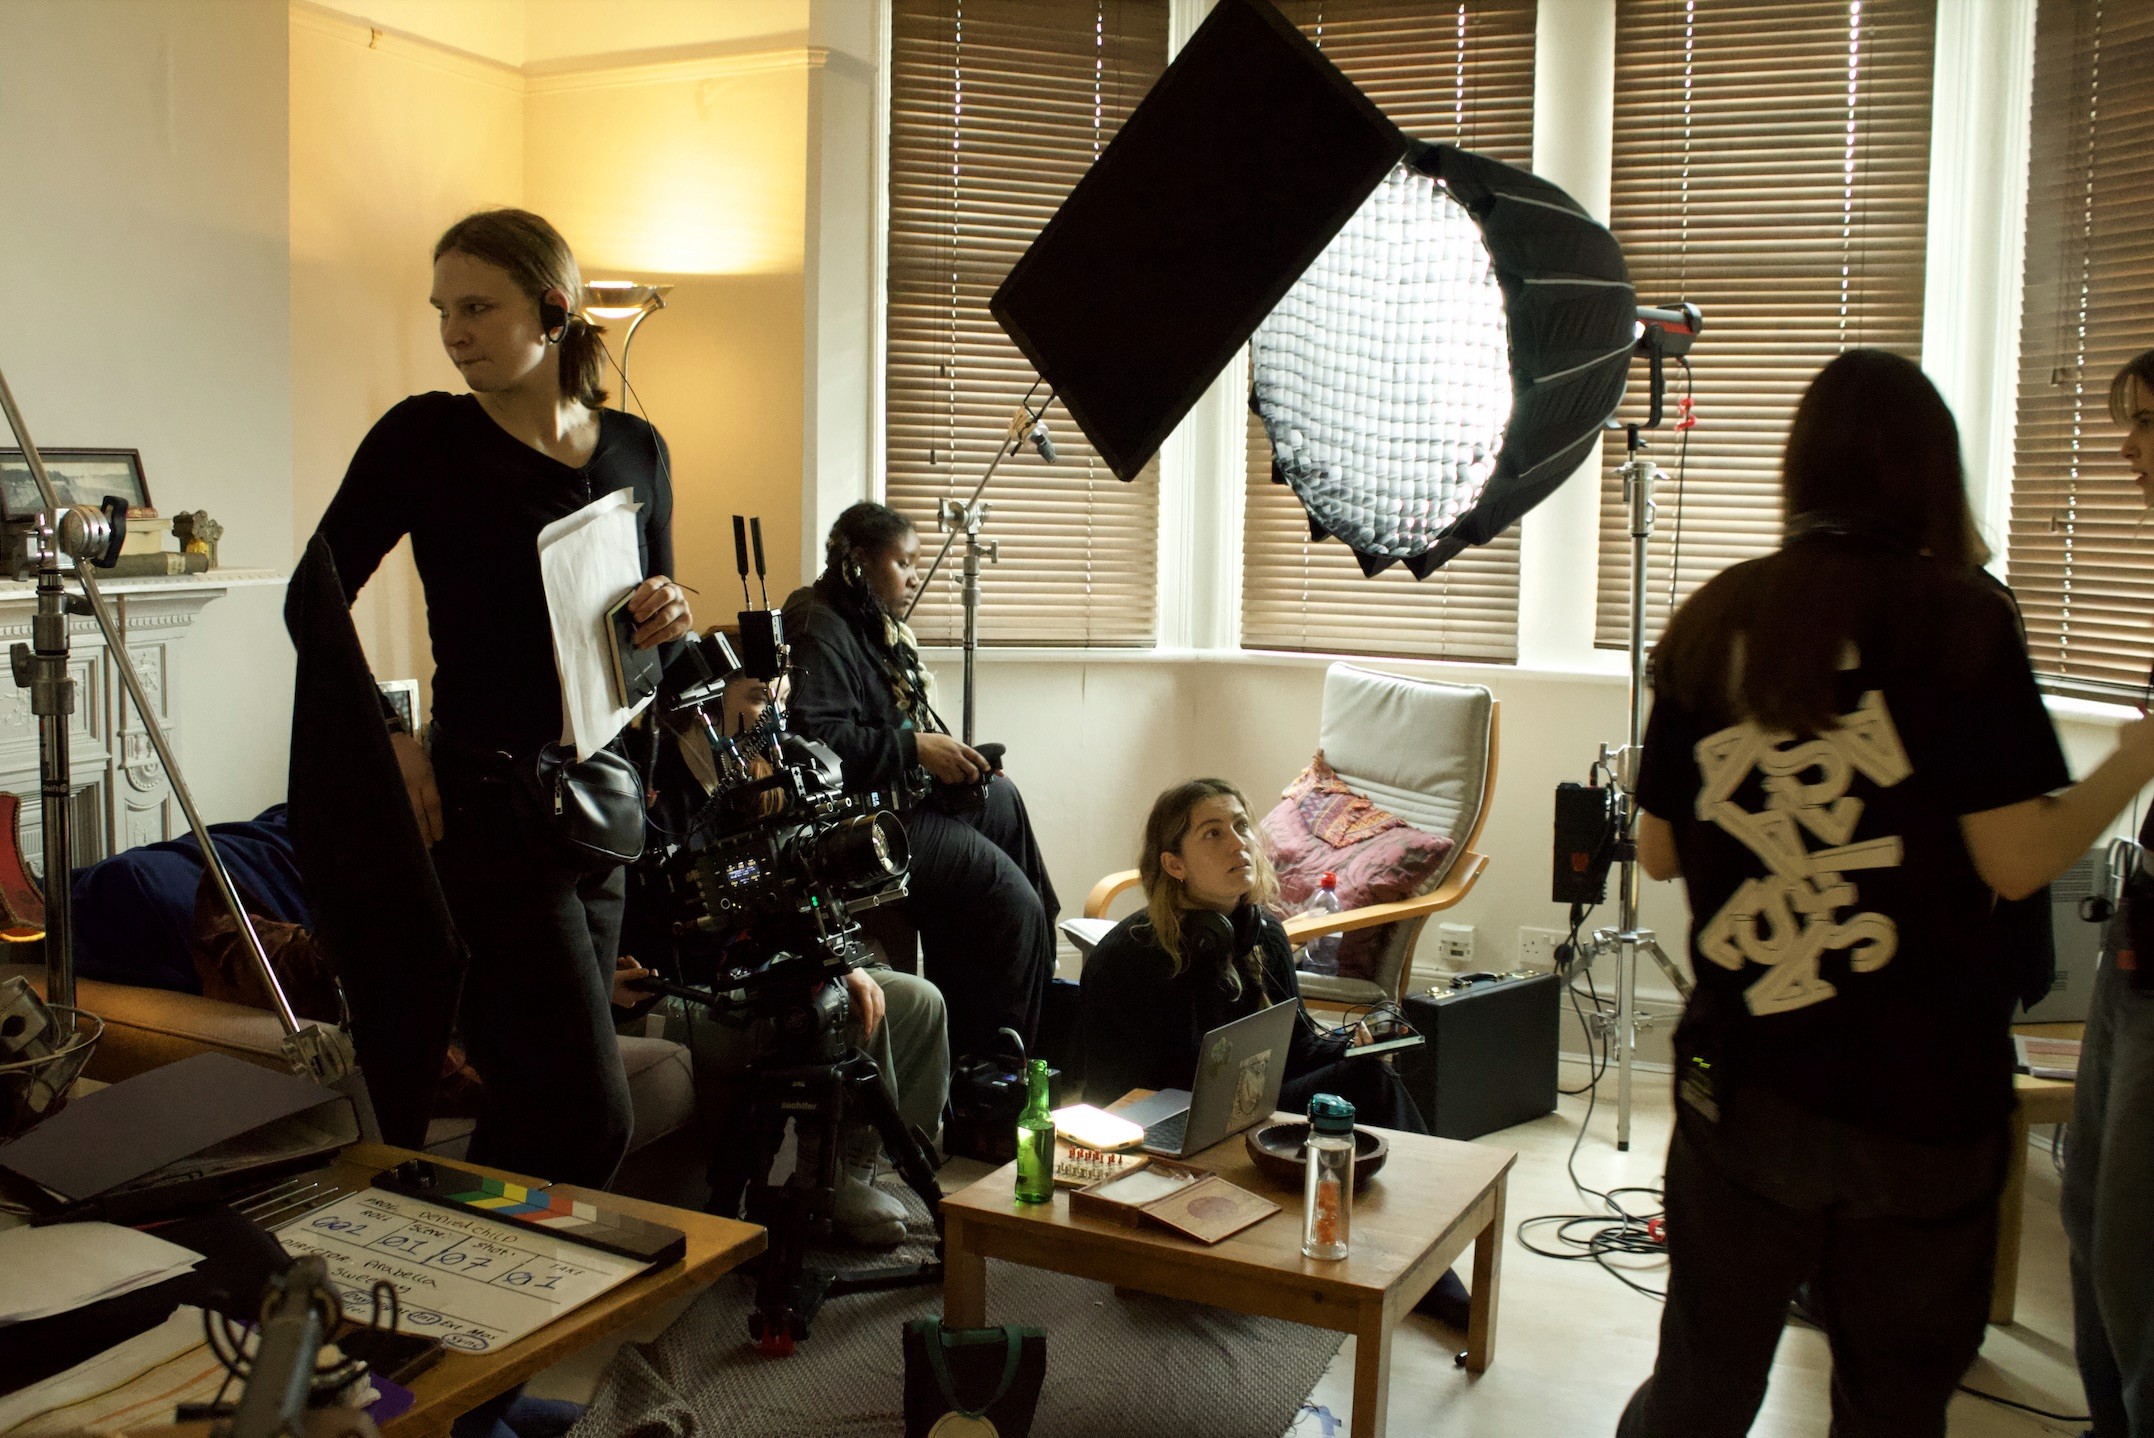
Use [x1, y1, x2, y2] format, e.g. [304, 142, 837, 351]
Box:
[942, 1120, 1514, 1438]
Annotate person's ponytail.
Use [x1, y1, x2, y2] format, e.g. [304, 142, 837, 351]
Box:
[558, 315, 609, 410]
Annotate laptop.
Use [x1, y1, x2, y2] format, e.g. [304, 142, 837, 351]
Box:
[1115, 1000, 1302, 1159]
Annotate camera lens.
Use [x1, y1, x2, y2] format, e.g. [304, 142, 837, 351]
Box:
[804, 810, 908, 888]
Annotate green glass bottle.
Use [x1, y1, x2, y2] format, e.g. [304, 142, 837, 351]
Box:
[1013, 1058, 1056, 1204]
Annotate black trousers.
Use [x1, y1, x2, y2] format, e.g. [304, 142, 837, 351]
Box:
[432, 765, 634, 1190]
[1282, 1058, 1427, 1133]
[1618, 1087, 2005, 1438]
[903, 774, 1059, 1058]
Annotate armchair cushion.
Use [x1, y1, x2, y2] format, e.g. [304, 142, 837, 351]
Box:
[1259, 753, 1453, 981]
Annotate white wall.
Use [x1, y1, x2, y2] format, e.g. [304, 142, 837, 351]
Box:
[0, 0, 294, 823]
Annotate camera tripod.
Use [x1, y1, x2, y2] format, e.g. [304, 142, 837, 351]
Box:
[639, 968, 945, 1358]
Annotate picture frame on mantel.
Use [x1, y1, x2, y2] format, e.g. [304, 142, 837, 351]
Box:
[0, 449, 153, 520]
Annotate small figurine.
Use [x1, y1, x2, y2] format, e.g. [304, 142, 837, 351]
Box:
[171, 510, 223, 570]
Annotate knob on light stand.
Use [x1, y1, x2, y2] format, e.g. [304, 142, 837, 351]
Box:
[900, 384, 1056, 745]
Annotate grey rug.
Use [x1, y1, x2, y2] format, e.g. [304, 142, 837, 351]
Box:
[569, 1186, 1343, 1438]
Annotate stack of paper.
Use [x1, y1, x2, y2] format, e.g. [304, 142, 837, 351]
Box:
[0, 1306, 214, 1435]
[0, 1223, 202, 1326]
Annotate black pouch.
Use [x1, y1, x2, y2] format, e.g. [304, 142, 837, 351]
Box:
[926, 742, 1007, 817]
[902, 1319, 1046, 1438]
[515, 742, 645, 874]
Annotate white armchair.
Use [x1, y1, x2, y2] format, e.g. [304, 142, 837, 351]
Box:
[1079, 662, 1497, 1010]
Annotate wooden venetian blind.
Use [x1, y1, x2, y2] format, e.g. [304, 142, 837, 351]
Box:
[2006, 0, 2154, 701]
[1241, 0, 1538, 663]
[886, 0, 1167, 647]
[1592, 0, 1936, 649]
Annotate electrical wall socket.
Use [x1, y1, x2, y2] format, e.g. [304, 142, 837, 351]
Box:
[1436, 922, 1476, 966]
[1518, 926, 1566, 970]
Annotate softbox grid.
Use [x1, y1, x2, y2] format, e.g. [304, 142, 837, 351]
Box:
[1252, 165, 1514, 564]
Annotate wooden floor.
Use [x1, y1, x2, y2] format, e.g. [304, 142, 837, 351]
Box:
[1287, 1072, 2087, 1438]
[530, 1070, 2090, 1436]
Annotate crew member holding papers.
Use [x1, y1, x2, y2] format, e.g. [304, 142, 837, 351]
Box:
[307, 209, 691, 1189]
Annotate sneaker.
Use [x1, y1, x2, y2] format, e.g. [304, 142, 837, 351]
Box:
[830, 1164, 908, 1248]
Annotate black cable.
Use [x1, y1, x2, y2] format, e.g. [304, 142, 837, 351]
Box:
[1954, 1384, 2089, 1424]
[1519, 930, 1669, 1301]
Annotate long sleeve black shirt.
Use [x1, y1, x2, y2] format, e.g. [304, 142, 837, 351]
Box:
[310, 392, 674, 755]
[1079, 909, 1345, 1106]
[780, 577, 922, 796]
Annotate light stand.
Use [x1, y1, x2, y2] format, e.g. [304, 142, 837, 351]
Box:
[1572, 306, 1701, 1152]
[582, 282, 672, 410]
[0, 364, 372, 1109]
[899, 389, 1055, 745]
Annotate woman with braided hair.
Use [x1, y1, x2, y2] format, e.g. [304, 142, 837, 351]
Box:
[782, 502, 1058, 1059]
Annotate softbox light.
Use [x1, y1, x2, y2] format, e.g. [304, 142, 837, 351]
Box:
[1252, 144, 1635, 577]
[989, 0, 1635, 578]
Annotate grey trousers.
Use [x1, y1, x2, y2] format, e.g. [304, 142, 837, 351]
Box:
[2064, 947, 2154, 1437]
[677, 962, 950, 1157]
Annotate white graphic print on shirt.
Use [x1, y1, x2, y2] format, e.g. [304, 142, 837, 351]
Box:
[1692, 690, 1913, 1017]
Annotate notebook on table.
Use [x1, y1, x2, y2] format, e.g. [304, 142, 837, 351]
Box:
[1115, 1000, 1300, 1158]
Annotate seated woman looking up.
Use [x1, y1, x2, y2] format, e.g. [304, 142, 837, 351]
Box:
[1079, 778, 1422, 1129]
[783, 501, 1059, 1060]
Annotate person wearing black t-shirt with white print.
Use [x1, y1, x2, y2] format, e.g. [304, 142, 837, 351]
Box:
[307, 210, 694, 1190]
[2065, 347, 2154, 1438]
[1617, 351, 2154, 1438]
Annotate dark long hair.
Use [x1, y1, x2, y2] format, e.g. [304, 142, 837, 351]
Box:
[1654, 350, 1985, 734]
[433, 209, 608, 409]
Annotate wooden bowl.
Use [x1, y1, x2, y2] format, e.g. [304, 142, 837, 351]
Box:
[1243, 1121, 1389, 1191]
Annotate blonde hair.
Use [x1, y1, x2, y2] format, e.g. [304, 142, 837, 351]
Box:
[1137, 778, 1279, 975]
[433, 209, 609, 409]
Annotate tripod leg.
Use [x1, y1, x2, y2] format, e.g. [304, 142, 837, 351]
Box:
[748, 1064, 845, 1356]
[836, 1049, 944, 1227]
[1641, 938, 1694, 1001]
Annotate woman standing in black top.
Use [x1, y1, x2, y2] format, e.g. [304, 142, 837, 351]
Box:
[310, 209, 692, 1188]
[1619, 350, 2154, 1437]
[782, 502, 1057, 1058]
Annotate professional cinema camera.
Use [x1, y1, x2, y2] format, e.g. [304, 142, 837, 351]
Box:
[627, 518, 944, 1357]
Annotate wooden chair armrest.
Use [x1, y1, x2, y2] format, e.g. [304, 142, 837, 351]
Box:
[1279, 852, 1489, 945]
[1084, 869, 1143, 919]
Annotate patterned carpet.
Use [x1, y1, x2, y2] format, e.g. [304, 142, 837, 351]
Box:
[568, 1184, 1343, 1438]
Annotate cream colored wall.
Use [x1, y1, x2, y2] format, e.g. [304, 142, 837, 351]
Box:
[525, 54, 810, 610]
[956, 651, 1693, 1003]
[0, 0, 293, 823]
[523, 0, 810, 64]
[289, 7, 525, 702]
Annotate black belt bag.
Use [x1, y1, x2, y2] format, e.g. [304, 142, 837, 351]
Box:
[517, 742, 645, 873]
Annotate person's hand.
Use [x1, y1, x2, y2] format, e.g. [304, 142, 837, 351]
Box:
[390, 730, 443, 846]
[630, 575, 693, 648]
[916, 732, 989, 785]
[844, 968, 884, 1038]
[611, 955, 655, 1009]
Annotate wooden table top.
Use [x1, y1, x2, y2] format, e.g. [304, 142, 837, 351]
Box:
[2011, 1020, 2084, 1123]
[943, 1120, 1514, 1303]
[327, 1144, 764, 1436]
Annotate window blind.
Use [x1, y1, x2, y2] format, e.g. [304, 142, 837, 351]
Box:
[886, 0, 1168, 647]
[2006, 0, 2154, 701]
[1592, 0, 1937, 650]
[1239, 0, 1537, 664]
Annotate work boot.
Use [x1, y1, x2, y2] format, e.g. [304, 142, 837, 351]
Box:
[793, 1121, 908, 1248]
